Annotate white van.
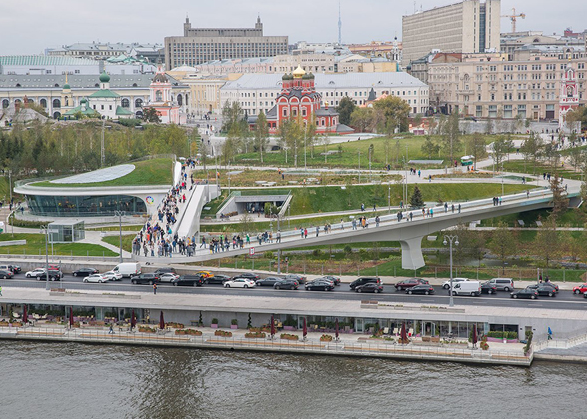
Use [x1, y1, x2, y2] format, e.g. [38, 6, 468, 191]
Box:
[450, 280, 481, 296]
[112, 262, 141, 278]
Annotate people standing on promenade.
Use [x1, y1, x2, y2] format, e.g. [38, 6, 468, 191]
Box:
[153, 284, 157, 295]
[304, 228, 308, 238]
[341, 219, 344, 230]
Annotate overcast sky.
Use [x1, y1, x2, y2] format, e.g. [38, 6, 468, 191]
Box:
[1, 0, 585, 55]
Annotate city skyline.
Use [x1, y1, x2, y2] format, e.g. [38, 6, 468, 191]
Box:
[0, 0, 586, 56]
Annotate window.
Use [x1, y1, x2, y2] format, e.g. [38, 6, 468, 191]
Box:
[135, 98, 143, 108]
[40, 98, 47, 108]
[504, 105, 512, 118]
[52, 99, 61, 108]
[488, 105, 497, 118]
[476, 105, 482, 117]
[121, 98, 130, 108]
[517, 104, 526, 118]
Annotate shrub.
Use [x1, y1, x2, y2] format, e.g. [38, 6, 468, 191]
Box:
[231, 319, 238, 325]
[175, 329, 202, 336]
[214, 330, 232, 337]
[245, 331, 266, 339]
[211, 318, 219, 325]
[320, 334, 333, 342]
[280, 333, 299, 341]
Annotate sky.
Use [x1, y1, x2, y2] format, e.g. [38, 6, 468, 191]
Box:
[1, 0, 585, 55]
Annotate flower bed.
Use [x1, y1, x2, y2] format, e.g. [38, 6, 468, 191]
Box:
[214, 330, 233, 337]
[175, 329, 202, 336]
[320, 334, 333, 342]
[245, 331, 266, 339]
[166, 322, 185, 329]
[280, 333, 299, 341]
[139, 326, 157, 333]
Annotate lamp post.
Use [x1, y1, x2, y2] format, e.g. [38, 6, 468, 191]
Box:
[358, 151, 361, 183]
[40, 225, 50, 290]
[114, 211, 125, 263]
[443, 234, 459, 307]
[388, 183, 391, 214]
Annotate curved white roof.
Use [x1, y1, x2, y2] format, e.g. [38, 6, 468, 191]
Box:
[51, 164, 135, 184]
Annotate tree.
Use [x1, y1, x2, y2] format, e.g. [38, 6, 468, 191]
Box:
[550, 173, 569, 221]
[441, 111, 462, 165]
[466, 133, 487, 170]
[489, 222, 516, 269]
[372, 96, 411, 134]
[409, 185, 424, 208]
[491, 135, 514, 170]
[221, 101, 245, 134]
[254, 110, 269, 163]
[350, 107, 374, 132]
[337, 96, 356, 126]
[421, 135, 440, 159]
[520, 132, 543, 174]
[534, 217, 558, 271]
[239, 213, 254, 236]
[142, 107, 161, 123]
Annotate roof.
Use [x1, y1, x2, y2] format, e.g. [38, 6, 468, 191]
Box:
[223, 72, 427, 90]
[0, 74, 183, 89]
[315, 108, 339, 117]
[115, 106, 133, 116]
[47, 42, 162, 53]
[0, 55, 96, 67]
[64, 102, 101, 117]
[89, 89, 120, 98]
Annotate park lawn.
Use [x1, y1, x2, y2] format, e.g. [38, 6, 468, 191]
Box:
[103, 235, 135, 253]
[31, 158, 173, 187]
[502, 160, 582, 180]
[0, 233, 117, 257]
[480, 207, 587, 228]
[232, 134, 505, 169]
[86, 225, 143, 232]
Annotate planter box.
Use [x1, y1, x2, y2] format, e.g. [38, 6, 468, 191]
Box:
[211, 324, 218, 329]
[230, 325, 238, 329]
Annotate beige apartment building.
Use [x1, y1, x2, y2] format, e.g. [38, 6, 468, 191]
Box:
[402, 0, 501, 65]
[428, 54, 587, 120]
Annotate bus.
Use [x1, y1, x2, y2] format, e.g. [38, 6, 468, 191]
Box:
[460, 156, 474, 166]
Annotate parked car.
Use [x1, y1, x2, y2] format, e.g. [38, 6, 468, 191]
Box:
[26, 268, 61, 281]
[102, 271, 123, 281]
[197, 270, 213, 278]
[73, 268, 99, 277]
[112, 262, 141, 278]
[355, 283, 384, 293]
[26, 268, 45, 278]
[540, 281, 559, 292]
[273, 278, 299, 290]
[481, 281, 498, 294]
[224, 278, 256, 288]
[318, 275, 341, 286]
[159, 272, 181, 283]
[406, 284, 435, 295]
[0, 269, 14, 279]
[0, 264, 20, 274]
[83, 274, 109, 283]
[510, 288, 538, 299]
[527, 284, 557, 297]
[233, 272, 260, 281]
[442, 277, 469, 290]
[350, 277, 381, 290]
[171, 275, 204, 287]
[450, 281, 481, 296]
[394, 278, 428, 291]
[131, 273, 160, 285]
[154, 267, 176, 276]
[205, 274, 231, 285]
[305, 279, 335, 291]
[573, 284, 587, 295]
[487, 278, 515, 291]
[256, 277, 282, 287]
[284, 274, 306, 284]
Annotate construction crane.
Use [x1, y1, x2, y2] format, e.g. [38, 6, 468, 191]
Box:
[501, 8, 525, 33]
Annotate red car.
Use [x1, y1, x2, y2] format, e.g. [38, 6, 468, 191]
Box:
[394, 278, 429, 291]
[573, 284, 587, 295]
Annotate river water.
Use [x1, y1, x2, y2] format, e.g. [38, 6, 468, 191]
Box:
[0, 340, 581, 419]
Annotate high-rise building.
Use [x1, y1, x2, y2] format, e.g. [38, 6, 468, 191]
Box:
[164, 17, 288, 68]
[402, 0, 501, 65]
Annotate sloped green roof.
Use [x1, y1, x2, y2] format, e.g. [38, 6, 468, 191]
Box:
[116, 106, 133, 116]
[0, 55, 96, 66]
[64, 103, 101, 117]
[89, 89, 120, 98]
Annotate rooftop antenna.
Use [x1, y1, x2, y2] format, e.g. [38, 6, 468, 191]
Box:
[338, 1, 342, 45]
[414, 1, 416, 13]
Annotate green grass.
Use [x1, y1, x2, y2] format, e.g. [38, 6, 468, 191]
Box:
[87, 225, 143, 232]
[480, 208, 587, 228]
[0, 233, 118, 256]
[102, 235, 135, 253]
[502, 160, 582, 180]
[31, 158, 173, 187]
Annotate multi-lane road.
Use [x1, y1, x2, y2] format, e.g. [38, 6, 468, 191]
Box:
[2, 272, 587, 311]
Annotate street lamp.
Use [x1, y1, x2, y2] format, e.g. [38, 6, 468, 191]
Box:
[114, 210, 125, 263]
[443, 235, 459, 307]
[40, 225, 50, 290]
[388, 183, 391, 214]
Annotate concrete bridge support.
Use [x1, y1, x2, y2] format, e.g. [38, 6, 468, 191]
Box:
[399, 237, 426, 270]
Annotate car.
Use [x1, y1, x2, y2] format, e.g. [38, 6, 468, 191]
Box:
[25, 268, 46, 278]
[573, 284, 587, 295]
[197, 270, 213, 278]
[171, 275, 204, 287]
[131, 273, 160, 285]
[159, 272, 181, 283]
[541, 281, 559, 292]
[305, 279, 335, 291]
[102, 271, 123, 281]
[73, 268, 99, 277]
[510, 288, 538, 299]
[256, 277, 283, 287]
[233, 272, 260, 281]
[83, 274, 109, 283]
[0, 264, 20, 274]
[0, 269, 14, 279]
[153, 267, 176, 275]
[284, 274, 306, 284]
[527, 284, 557, 297]
[224, 278, 256, 288]
[273, 278, 299, 290]
[481, 281, 498, 294]
[442, 277, 469, 290]
[487, 278, 515, 291]
[394, 278, 429, 291]
[350, 277, 381, 290]
[205, 274, 231, 285]
[355, 283, 384, 293]
[406, 284, 435, 295]
[318, 275, 341, 286]
[26, 268, 61, 281]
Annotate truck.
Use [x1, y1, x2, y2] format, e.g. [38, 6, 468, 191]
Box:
[112, 262, 141, 278]
[449, 280, 481, 297]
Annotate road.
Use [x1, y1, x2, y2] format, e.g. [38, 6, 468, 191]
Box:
[2, 272, 586, 311]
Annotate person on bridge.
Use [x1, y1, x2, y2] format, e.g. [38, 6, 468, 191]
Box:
[375, 216, 380, 227]
[304, 228, 308, 238]
[300, 228, 304, 239]
[340, 219, 344, 230]
[352, 219, 357, 230]
[316, 226, 320, 237]
[361, 203, 365, 212]
[430, 208, 434, 217]
[276, 231, 281, 243]
[153, 284, 157, 295]
[409, 212, 413, 221]
[458, 204, 461, 213]
[444, 203, 448, 213]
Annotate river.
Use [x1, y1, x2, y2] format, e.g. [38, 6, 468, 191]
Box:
[0, 341, 581, 419]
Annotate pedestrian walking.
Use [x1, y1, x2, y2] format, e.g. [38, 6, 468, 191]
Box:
[0, 285, 2, 296]
[153, 283, 158, 295]
[340, 218, 344, 230]
[109, 323, 114, 334]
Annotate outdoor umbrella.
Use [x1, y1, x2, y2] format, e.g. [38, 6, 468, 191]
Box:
[400, 322, 408, 344]
[23, 305, 28, 324]
[159, 311, 165, 330]
[303, 318, 307, 340]
[69, 307, 74, 328]
[335, 318, 339, 340]
[130, 309, 136, 330]
[270, 315, 275, 337]
[472, 324, 478, 347]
